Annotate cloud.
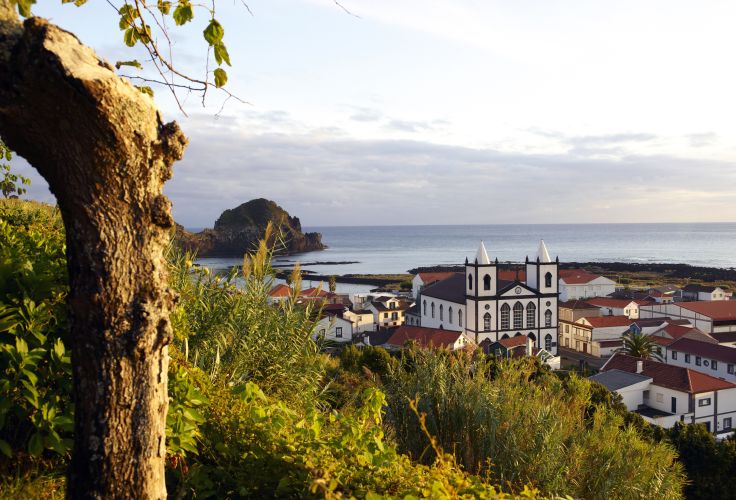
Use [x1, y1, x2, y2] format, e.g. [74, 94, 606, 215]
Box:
[349, 107, 383, 122]
[686, 132, 717, 148]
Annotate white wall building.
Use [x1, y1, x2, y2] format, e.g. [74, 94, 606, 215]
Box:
[313, 315, 353, 343]
[594, 354, 736, 436]
[420, 241, 559, 354]
[640, 302, 736, 335]
[343, 309, 375, 333]
[665, 338, 736, 383]
[558, 269, 616, 302]
[681, 284, 730, 302]
[585, 298, 650, 319]
[411, 272, 458, 299]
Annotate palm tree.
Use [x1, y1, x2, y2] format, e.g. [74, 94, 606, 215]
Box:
[617, 330, 663, 361]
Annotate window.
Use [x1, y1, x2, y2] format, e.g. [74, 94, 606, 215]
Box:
[384, 313, 389, 319]
[545, 334, 552, 351]
[483, 274, 491, 290]
[423, 300, 427, 315]
[685, 354, 691, 363]
[724, 418, 733, 430]
[458, 309, 463, 328]
[712, 360, 718, 370]
[564, 338, 569, 347]
[484, 312, 491, 332]
[545, 272, 552, 288]
[698, 398, 712, 407]
[468, 274, 473, 291]
[544, 309, 552, 327]
[391, 312, 398, 320]
[513, 302, 523, 329]
[672, 351, 677, 360]
[526, 303, 536, 328]
[565, 324, 570, 333]
[439, 304, 444, 321]
[335, 327, 343, 338]
[448, 307, 453, 324]
[501, 304, 510, 329]
[696, 356, 702, 366]
[431, 303, 435, 319]
[728, 364, 734, 374]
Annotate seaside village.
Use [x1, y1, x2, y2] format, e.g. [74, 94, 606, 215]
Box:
[268, 241, 736, 439]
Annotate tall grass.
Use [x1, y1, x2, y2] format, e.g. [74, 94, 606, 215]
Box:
[383, 349, 685, 499]
[167, 223, 325, 410]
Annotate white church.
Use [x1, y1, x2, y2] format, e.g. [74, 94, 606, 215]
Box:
[419, 241, 559, 354]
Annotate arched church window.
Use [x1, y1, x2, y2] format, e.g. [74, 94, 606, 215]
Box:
[545, 334, 552, 351]
[458, 309, 463, 328]
[468, 274, 473, 291]
[545, 309, 552, 327]
[513, 302, 523, 329]
[501, 304, 510, 330]
[439, 304, 444, 321]
[423, 300, 426, 315]
[545, 272, 552, 288]
[483, 312, 491, 331]
[483, 274, 491, 291]
[526, 303, 536, 328]
[448, 307, 453, 324]
[431, 302, 435, 318]
[501, 333, 509, 339]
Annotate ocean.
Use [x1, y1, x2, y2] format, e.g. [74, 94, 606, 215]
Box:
[194, 223, 736, 294]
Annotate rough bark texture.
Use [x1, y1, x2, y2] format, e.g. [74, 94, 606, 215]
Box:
[0, 6, 187, 498]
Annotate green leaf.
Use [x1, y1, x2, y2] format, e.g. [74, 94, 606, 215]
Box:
[53, 338, 65, 359]
[28, 432, 43, 456]
[136, 86, 154, 98]
[21, 368, 38, 386]
[157, 0, 172, 15]
[182, 407, 205, 423]
[16, 0, 35, 18]
[173, 4, 194, 26]
[214, 68, 228, 88]
[214, 42, 231, 67]
[123, 28, 137, 48]
[115, 60, 143, 70]
[0, 439, 11, 458]
[203, 19, 225, 46]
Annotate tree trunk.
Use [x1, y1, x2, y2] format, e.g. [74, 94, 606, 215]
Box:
[0, 6, 187, 498]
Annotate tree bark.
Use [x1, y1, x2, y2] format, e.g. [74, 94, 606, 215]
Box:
[0, 5, 187, 498]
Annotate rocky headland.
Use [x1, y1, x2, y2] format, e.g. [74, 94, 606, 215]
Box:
[175, 198, 325, 257]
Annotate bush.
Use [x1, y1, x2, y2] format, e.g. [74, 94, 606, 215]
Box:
[383, 348, 685, 499]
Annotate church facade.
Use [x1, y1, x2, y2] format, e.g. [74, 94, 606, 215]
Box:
[419, 241, 559, 354]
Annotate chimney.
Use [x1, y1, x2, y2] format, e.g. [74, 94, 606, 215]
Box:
[636, 360, 644, 374]
[526, 336, 534, 356]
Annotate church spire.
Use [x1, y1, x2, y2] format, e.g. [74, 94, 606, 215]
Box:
[538, 239, 551, 263]
[476, 240, 491, 265]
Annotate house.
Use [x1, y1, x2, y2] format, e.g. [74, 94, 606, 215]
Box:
[366, 296, 411, 330]
[665, 338, 736, 382]
[385, 325, 473, 351]
[560, 315, 633, 357]
[645, 288, 676, 304]
[420, 241, 559, 354]
[411, 272, 459, 299]
[267, 283, 292, 304]
[404, 303, 421, 326]
[559, 300, 600, 352]
[343, 309, 374, 333]
[596, 353, 736, 435]
[639, 301, 736, 335]
[313, 314, 353, 343]
[681, 284, 730, 302]
[586, 297, 652, 319]
[558, 269, 616, 302]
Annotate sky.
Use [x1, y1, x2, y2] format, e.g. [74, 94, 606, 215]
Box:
[10, 0, 736, 227]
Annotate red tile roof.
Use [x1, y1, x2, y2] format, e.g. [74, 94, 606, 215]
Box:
[268, 283, 292, 297]
[499, 336, 529, 349]
[559, 299, 600, 310]
[498, 270, 526, 281]
[650, 336, 675, 346]
[675, 301, 736, 321]
[559, 269, 602, 284]
[301, 287, 332, 298]
[603, 354, 736, 394]
[386, 326, 468, 350]
[580, 316, 633, 328]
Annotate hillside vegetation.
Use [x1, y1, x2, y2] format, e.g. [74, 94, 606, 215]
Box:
[0, 199, 697, 499]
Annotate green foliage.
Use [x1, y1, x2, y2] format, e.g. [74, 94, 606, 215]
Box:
[617, 330, 663, 360]
[666, 423, 736, 500]
[383, 349, 685, 499]
[0, 141, 31, 199]
[168, 224, 324, 410]
[0, 200, 72, 460]
[166, 361, 209, 458]
[328, 275, 337, 293]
